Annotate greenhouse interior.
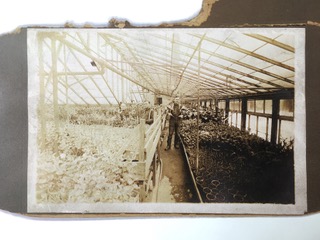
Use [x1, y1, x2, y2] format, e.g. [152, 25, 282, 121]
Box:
[28, 28, 300, 207]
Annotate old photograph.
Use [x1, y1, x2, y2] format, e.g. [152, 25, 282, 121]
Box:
[27, 28, 306, 214]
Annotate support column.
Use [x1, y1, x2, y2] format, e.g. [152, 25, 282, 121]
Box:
[38, 35, 46, 146]
[241, 98, 247, 131]
[63, 44, 68, 104]
[51, 38, 59, 132]
[225, 98, 230, 120]
[214, 98, 218, 117]
[196, 89, 200, 172]
[139, 118, 146, 202]
[271, 98, 280, 144]
[196, 44, 201, 172]
[139, 119, 146, 161]
[121, 58, 125, 102]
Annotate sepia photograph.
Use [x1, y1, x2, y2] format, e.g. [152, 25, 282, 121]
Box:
[27, 28, 306, 214]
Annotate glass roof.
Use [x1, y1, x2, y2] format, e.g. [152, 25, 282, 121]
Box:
[29, 28, 303, 105]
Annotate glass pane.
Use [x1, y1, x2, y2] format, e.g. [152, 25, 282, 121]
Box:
[280, 99, 294, 117]
[207, 100, 211, 108]
[218, 100, 226, 109]
[237, 113, 242, 128]
[232, 113, 237, 127]
[267, 118, 272, 141]
[265, 100, 272, 114]
[257, 117, 267, 140]
[239, 100, 242, 111]
[248, 100, 255, 112]
[230, 101, 235, 111]
[246, 114, 250, 131]
[235, 100, 239, 111]
[249, 115, 257, 135]
[256, 100, 264, 113]
[279, 120, 294, 143]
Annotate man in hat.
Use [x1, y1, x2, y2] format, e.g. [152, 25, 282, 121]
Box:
[165, 97, 183, 150]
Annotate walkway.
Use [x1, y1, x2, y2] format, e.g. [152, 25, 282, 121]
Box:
[155, 130, 199, 203]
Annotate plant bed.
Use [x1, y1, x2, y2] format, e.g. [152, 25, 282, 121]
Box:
[180, 119, 294, 204]
[36, 122, 142, 204]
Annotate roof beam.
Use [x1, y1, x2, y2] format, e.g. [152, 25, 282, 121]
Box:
[43, 71, 104, 76]
[191, 33, 295, 72]
[141, 59, 249, 96]
[169, 33, 175, 96]
[67, 47, 110, 105]
[42, 40, 90, 105]
[120, 41, 263, 91]
[139, 33, 293, 86]
[92, 31, 294, 84]
[51, 33, 159, 96]
[99, 33, 158, 91]
[65, 32, 160, 98]
[131, 47, 245, 91]
[45, 82, 79, 105]
[171, 33, 206, 96]
[203, 60, 285, 88]
[244, 34, 295, 53]
[123, 45, 259, 97]
[151, 34, 294, 85]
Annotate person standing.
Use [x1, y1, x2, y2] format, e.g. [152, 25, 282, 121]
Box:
[165, 97, 183, 150]
[118, 101, 126, 121]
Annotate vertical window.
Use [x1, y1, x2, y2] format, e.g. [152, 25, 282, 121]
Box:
[246, 114, 250, 131]
[218, 100, 226, 109]
[256, 100, 264, 113]
[257, 117, 267, 139]
[249, 115, 257, 135]
[280, 99, 294, 117]
[248, 100, 255, 112]
[279, 120, 294, 143]
[266, 118, 272, 141]
[237, 113, 242, 129]
[265, 100, 272, 114]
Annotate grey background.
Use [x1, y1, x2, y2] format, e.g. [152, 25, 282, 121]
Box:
[305, 26, 320, 213]
[0, 29, 28, 213]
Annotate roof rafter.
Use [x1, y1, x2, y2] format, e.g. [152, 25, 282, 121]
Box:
[139, 56, 249, 96]
[116, 39, 264, 92]
[191, 33, 295, 72]
[142, 33, 293, 87]
[244, 33, 295, 53]
[42, 39, 92, 105]
[151, 34, 294, 85]
[99, 33, 158, 91]
[171, 33, 206, 96]
[51, 33, 162, 96]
